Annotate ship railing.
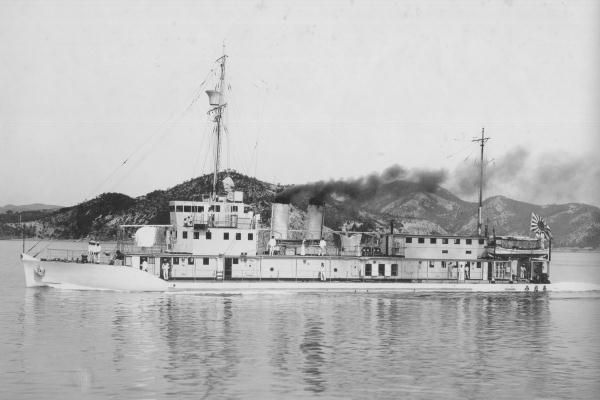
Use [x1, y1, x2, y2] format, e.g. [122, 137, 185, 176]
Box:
[42, 244, 117, 264]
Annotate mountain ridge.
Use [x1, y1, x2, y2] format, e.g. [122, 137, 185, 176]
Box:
[2, 171, 598, 248]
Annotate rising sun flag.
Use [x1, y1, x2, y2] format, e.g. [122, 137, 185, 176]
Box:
[530, 212, 552, 240]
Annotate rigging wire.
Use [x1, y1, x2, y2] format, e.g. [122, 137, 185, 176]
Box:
[86, 66, 218, 199]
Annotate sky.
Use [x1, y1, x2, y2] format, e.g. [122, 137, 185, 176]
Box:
[1, 0, 598, 208]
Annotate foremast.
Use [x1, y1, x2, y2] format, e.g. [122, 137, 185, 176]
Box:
[206, 51, 228, 199]
[472, 128, 490, 236]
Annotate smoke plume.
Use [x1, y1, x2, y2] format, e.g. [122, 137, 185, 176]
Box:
[448, 146, 600, 206]
[274, 164, 447, 205]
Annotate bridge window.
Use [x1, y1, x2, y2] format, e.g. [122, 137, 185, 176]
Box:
[478, 239, 485, 245]
[176, 205, 183, 212]
[406, 237, 412, 243]
[203, 257, 209, 265]
[224, 232, 229, 240]
[169, 205, 175, 212]
[391, 264, 398, 276]
[235, 232, 241, 240]
[192, 206, 198, 212]
[466, 239, 472, 245]
[378, 264, 385, 276]
[418, 238, 425, 244]
[454, 239, 461, 244]
[206, 231, 212, 240]
[442, 238, 448, 244]
[233, 258, 239, 264]
[430, 238, 437, 244]
[215, 205, 221, 212]
[184, 205, 191, 212]
[182, 231, 188, 239]
[365, 264, 372, 276]
[193, 232, 200, 239]
[248, 233, 254, 240]
[231, 205, 238, 212]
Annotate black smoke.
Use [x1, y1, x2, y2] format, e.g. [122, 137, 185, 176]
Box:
[274, 164, 447, 205]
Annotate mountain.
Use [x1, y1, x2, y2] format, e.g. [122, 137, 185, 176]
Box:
[2, 171, 598, 248]
[0, 203, 64, 213]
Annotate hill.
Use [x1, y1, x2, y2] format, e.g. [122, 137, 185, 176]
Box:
[3, 171, 599, 248]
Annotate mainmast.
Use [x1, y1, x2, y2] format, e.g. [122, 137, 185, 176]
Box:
[206, 51, 228, 198]
[472, 128, 490, 236]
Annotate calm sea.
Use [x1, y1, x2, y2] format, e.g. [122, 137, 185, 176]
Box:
[1, 240, 599, 399]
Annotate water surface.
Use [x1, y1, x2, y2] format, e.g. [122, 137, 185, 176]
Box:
[1, 241, 599, 399]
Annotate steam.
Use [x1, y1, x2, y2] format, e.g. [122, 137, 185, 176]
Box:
[274, 164, 447, 204]
[448, 146, 600, 206]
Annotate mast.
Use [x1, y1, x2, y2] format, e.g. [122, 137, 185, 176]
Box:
[472, 128, 490, 236]
[206, 49, 228, 198]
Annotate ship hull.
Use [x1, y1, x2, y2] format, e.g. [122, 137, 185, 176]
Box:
[21, 254, 170, 291]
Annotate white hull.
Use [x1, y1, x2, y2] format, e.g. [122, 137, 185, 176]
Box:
[21, 254, 171, 292]
[20, 254, 556, 293]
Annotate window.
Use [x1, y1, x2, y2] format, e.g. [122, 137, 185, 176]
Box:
[365, 264, 372, 276]
[169, 205, 175, 212]
[442, 238, 448, 244]
[193, 231, 200, 239]
[176, 205, 183, 212]
[233, 258, 239, 264]
[199, 206, 204, 212]
[418, 238, 425, 244]
[188, 258, 194, 265]
[477, 262, 482, 269]
[406, 237, 413, 244]
[184, 205, 191, 212]
[442, 250, 448, 254]
[224, 232, 229, 240]
[466, 239, 472, 245]
[173, 257, 179, 265]
[466, 250, 472, 254]
[429, 262, 435, 268]
[235, 233, 241, 240]
[248, 233, 254, 240]
[378, 264, 385, 276]
[203, 257, 209, 265]
[441, 261, 447, 268]
[206, 231, 212, 240]
[391, 264, 398, 276]
[192, 206, 198, 212]
[182, 231, 188, 239]
[478, 239, 485, 245]
[231, 205, 238, 212]
[215, 205, 221, 212]
[430, 238, 437, 244]
[454, 239, 461, 244]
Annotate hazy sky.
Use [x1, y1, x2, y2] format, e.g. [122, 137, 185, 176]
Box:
[1, 0, 598, 207]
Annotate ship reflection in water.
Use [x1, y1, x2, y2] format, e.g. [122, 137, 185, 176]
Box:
[12, 287, 599, 399]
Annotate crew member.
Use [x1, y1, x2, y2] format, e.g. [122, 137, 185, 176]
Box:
[300, 239, 306, 256]
[142, 259, 149, 272]
[268, 236, 277, 256]
[319, 238, 326, 256]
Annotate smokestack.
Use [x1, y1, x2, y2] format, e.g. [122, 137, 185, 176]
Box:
[306, 204, 324, 240]
[271, 203, 290, 239]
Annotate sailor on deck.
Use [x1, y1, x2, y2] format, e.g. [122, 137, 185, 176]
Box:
[268, 236, 277, 256]
[319, 238, 326, 256]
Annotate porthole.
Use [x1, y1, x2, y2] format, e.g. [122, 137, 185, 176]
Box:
[270, 267, 274, 271]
